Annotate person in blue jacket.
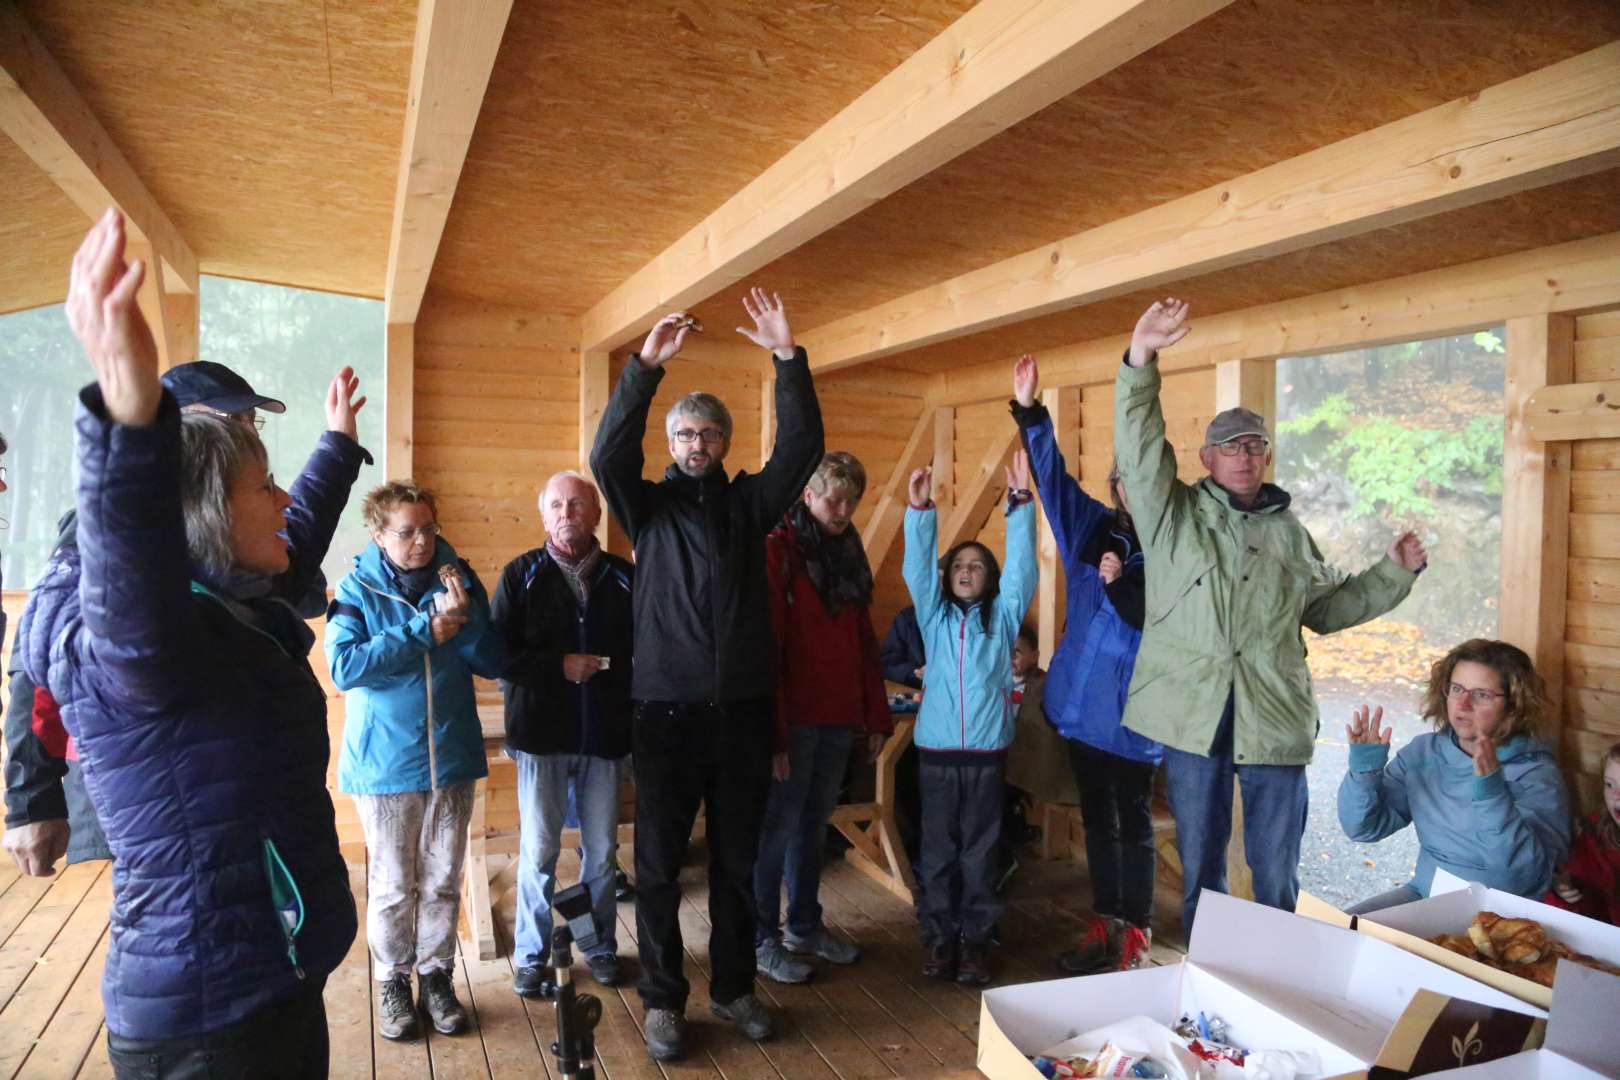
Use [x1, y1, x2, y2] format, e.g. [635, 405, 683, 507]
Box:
[1338, 638, 1570, 913]
[327, 480, 506, 1041]
[901, 448, 1037, 987]
[1010, 354, 1163, 968]
[51, 209, 367, 1077]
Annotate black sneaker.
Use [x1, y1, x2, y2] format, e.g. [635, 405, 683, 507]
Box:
[614, 866, 635, 902]
[711, 993, 773, 1041]
[644, 1007, 685, 1061]
[419, 968, 468, 1035]
[512, 964, 557, 999]
[587, 953, 623, 986]
[377, 974, 419, 1041]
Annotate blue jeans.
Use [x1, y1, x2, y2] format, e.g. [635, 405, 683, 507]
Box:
[1163, 700, 1308, 935]
[753, 725, 856, 945]
[512, 750, 623, 966]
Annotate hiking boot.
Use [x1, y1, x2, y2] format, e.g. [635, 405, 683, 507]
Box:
[956, 941, 992, 987]
[784, 927, 860, 965]
[377, 974, 419, 1040]
[587, 953, 624, 987]
[513, 964, 557, 999]
[711, 993, 773, 1041]
[419, 968, 468, 1035]
[643, 1007, 685, 1061]
[614, 866, 636, 902]
[755, 938, 814, 984]
[921, 940, 956, 980]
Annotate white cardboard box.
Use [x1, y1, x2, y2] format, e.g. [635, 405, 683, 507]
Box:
[1400, 963, 1618, 1078]
[977, 891, 1540, 1079]
[1354, 876, 1620, 1011]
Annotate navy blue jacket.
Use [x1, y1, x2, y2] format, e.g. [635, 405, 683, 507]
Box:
[880, 605, 925, 690]
[45, 388, 365, 1040]
[1015, 400, 1162, 766]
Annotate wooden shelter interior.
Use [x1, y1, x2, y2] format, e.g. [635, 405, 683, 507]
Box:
[2, 0, 1620, 1074]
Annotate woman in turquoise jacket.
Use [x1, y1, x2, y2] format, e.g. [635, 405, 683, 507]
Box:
[1337, 638, 1570, 913]
[327, 481, 506, 1042]
[901, 449, 1037, 987]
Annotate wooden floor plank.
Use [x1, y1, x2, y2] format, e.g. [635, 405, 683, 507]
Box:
[324, 863, 373, 1080]
[0, 863, 104, 1016]
[0, 873, 58, 953]
[462, 953, 554, 1080]
[13, 928, 110, 1080]
[0, 866, 114, 1078]
[71, 1026, 111, 1080]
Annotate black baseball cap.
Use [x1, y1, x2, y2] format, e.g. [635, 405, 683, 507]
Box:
[160, 361, 286, 414]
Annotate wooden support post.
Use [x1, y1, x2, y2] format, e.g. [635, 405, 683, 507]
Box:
[128, 238, 197, 371]
[1036, 386, 1080, 661]
[579, 348, 628, 556]
[932, 406, 955, 542]
[458, 779, 496, 961]
[385, 322, 415, 479]
[940, 426, 1019, 552]
[865, 409, 937, 579]
[761, 373, 777, 471]
[1501, 314, 1575, 758]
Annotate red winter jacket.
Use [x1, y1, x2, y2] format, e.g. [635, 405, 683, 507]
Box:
[765, 519, 892, 749]
[1544, 811, 1620, 926]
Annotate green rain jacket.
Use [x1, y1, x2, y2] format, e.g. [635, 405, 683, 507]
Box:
[1113, 357, 1418, 765]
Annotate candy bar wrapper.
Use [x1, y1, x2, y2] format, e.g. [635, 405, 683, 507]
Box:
[596, 656, 611, 669]
[1364, 989, 1544, 1077]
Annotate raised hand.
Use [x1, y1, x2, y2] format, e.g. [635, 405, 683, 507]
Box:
[1013, 353, 1039, 407]
[1005, 447, 1031, 492]
[1471, 730, 1501, 777]
[1387, 531, 1427, 572]
[434, 576, 470, 618]
[737, 286, 795, 359]
[908, 466, 933, 508]
[1098, 551, 1123, 585]
[1127, 297, 1191, 368]
[325, 366, 367, 440]
[1345, 704, 1391, 745]
[65, 209, 162, 426]
[637, 312, 697, 368]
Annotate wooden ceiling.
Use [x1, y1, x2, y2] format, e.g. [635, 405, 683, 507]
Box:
[1, 0, 1618, 380]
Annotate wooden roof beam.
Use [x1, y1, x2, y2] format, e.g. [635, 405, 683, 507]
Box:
[384, 0, 515, 326]
[0, 3, 197, 295]
[576, 0, 1235, 355]
[801, 41, 1620, 374]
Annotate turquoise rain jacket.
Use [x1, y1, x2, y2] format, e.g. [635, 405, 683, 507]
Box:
[902, 501, 1037, 754]
[1338, 730, 1570, 898]
[328, 538, 506, 794]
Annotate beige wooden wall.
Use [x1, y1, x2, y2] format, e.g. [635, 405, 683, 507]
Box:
[1565, 308, 1620, 814]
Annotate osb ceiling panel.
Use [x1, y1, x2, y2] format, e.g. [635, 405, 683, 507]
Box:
[873, 168, 1620, 377]
[16, 0, 416, 301]
[686, 0, 1620, 333]
[426, 0, 977, 317]
[0, 134, 85, 315]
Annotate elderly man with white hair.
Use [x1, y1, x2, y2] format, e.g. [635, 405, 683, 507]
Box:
[490, 471, 634, 999]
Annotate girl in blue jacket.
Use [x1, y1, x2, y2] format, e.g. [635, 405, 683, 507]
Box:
[328, 481, 506, 1041]
[1338, 638, 1570, 913]
[1011, 353, 1162, 970]
[902, 449, 1037, 987]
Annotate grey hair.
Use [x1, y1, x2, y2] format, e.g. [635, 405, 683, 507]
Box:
[538, 469, 600, 509]
[179, 413, 269, 579]
[664, 392, 733, 441]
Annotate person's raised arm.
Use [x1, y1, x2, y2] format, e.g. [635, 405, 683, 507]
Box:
[1012, 353, 1109, 574]
[997, 449, 1040, 626]
[901, 468, 944, 633]
[66, 210, 202, 708]
[738, 288, 824, 528]
[1113, 299, 1191, 549]
[1336, 705, 1414, 842]
[590, 314, 696, 543]
[1301, 531, 1423, 635]
[277, 367, 372, 605]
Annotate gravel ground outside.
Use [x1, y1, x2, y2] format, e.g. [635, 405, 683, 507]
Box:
[1298, 688, 1430, 909]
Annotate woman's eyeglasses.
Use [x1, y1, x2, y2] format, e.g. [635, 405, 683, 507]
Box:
[379, 523, 441, 542]
[1446, 683, 1507, 705]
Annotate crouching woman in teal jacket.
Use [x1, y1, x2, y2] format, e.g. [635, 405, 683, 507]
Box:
[1337, 638, 1570, 914]
[901, 449, 1037, 987]
[328, 481, 507, 1041]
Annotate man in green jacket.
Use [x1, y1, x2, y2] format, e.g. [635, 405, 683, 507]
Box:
[1115, 298, 1428, 935]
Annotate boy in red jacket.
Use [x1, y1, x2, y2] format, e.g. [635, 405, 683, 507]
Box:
[1547, 741, 1620, 926]
[754, 452, 892, 982]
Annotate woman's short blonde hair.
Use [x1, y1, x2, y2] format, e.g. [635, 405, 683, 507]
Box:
[362, 480, 438, 532]
[1420, 638, 1549, 741]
